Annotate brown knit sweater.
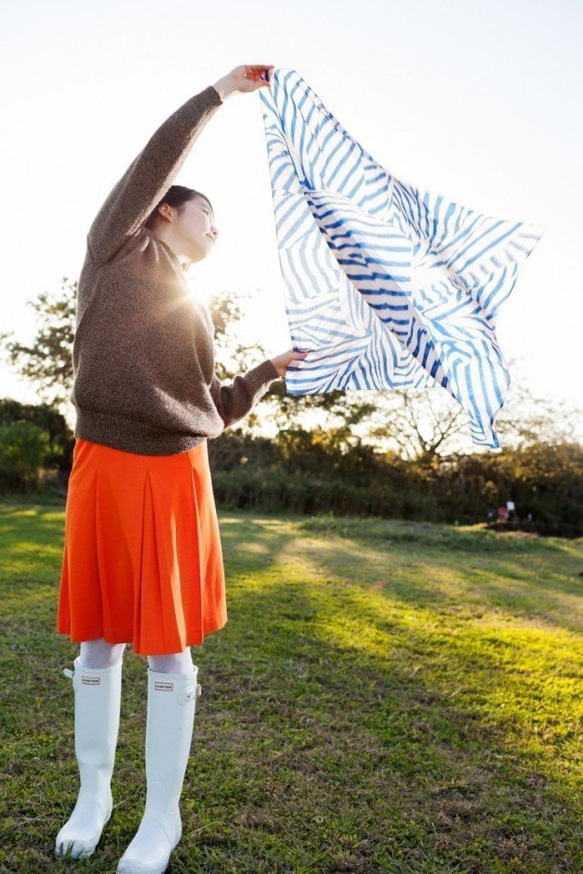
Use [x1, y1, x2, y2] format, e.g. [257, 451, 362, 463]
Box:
[72, 85, 279, 455]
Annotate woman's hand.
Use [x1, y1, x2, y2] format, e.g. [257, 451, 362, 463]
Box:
[213, 65, 274, 101]
[270, 349, 309, 379]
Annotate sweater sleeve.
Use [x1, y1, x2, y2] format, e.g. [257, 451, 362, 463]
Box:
[210, 360, 280, 429]
[87, 86, 223, 265]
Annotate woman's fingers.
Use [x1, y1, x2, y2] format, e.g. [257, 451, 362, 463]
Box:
[214, 65, 274, 100]
[270, 348, 309, 378]
[239, 64, 274, 91]
[244, 65, 273, 81]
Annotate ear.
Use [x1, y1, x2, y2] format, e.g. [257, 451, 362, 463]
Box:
[157, 203, 174, 223]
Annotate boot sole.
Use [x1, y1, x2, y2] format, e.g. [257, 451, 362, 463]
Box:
[117, 857, 173, 874]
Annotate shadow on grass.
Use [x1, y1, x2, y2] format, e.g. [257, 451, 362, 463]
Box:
[0, 503, 65, 581]
[212, 516, 583, 871]
[1, 509, 583, 873]
[227, 516, 583, 633]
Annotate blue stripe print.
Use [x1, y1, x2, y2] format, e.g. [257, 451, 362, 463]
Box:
[260, 69, 543, 450]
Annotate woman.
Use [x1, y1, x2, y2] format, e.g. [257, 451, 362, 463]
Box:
[55, 64, 304, 874]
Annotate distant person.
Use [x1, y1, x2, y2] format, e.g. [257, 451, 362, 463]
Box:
[497, 506, 510, 522]
[507, 499, 516, 520]
[54, 65, 305, 874]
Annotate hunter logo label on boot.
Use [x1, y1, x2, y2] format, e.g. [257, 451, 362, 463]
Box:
[154, 681, 174, 692]
[81, 675, 101, 685]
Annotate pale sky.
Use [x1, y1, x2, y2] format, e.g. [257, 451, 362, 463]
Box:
[1, 0, 581, 432]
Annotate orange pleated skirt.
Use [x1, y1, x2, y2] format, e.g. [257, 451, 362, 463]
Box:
[56, 438, 227, 655]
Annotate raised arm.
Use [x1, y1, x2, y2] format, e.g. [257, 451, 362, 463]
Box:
[87, 65, 274, 265]
[87, 87, 221, 264]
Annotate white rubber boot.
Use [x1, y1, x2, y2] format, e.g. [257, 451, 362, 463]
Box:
[116, 667, 200, 874]
[55, 657, 122, 859]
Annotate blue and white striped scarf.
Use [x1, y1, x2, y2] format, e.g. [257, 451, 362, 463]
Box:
[260, 70, 542, 450]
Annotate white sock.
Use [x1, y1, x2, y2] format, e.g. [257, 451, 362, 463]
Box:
[79, 637, 126, 669]
[147, 649, 194, 674]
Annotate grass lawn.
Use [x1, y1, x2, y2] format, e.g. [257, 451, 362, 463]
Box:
[1, 501, 583, 873]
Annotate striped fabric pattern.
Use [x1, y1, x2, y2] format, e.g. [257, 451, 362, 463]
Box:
[260, 69, 543, 449]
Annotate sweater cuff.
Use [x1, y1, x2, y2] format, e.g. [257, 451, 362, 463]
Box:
[208, 85, 223, 106]
[245, 359, 280, 393]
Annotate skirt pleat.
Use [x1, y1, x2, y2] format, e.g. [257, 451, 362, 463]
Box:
[56, 438, 227, 655]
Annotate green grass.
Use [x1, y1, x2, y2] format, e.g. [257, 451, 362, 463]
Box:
[1, 502, 583, 873]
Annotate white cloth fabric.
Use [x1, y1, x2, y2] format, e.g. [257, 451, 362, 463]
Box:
[260, 69, 543, 449]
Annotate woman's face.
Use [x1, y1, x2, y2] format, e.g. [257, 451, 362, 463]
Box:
[173, 195, 219, 263]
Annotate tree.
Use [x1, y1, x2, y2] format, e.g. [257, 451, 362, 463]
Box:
[2, 277, 76, 410]
[365, 388, 469, 465]
[0, 421, 52, 491]
[493, 376, 582, 448]
[356, 361, 583, 466]
[3, 279, 581, 465]
[0, 398, 74, 472]
[208, 290, 262, 376]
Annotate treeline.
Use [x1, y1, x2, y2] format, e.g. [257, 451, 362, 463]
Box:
[2, 279, 582, 535]
[1, 399, 582, 534]
[209, 429, 583, 533]
[0, 399, 74, 492]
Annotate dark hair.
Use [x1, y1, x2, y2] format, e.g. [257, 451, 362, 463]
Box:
[145, 185, 213, 229]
